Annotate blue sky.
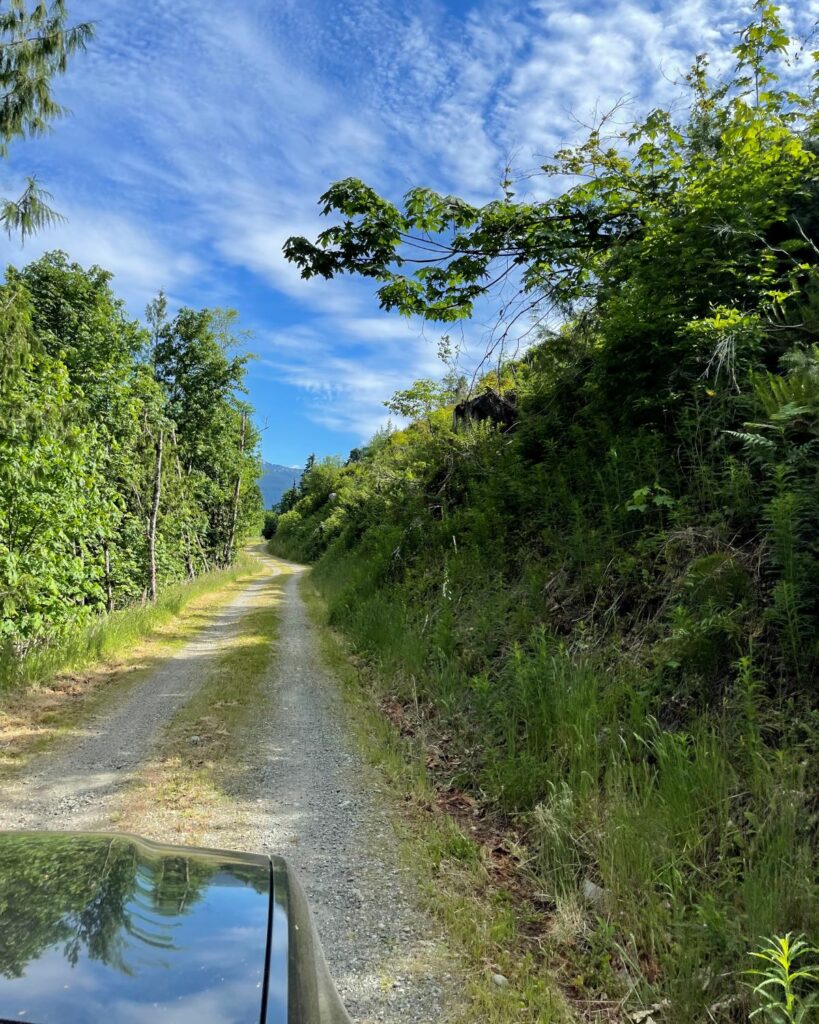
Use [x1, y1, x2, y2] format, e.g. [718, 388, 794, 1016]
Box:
[0, 0, 816, 466]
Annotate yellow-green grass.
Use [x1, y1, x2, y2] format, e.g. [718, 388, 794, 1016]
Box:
[0, 552, 268, 777]
[116, 569, 289, 842]
[299, 571, 573, 1024]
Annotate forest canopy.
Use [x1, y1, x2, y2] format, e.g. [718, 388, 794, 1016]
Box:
[0, 252, 262, 651]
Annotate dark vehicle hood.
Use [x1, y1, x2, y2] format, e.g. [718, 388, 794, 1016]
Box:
[0, 832, 274, 1024]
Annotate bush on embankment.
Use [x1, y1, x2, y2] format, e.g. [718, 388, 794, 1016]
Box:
[269, 11, 819, 1020]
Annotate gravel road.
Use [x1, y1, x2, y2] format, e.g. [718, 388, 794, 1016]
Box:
[0, 568, 275, 831]
[0, 552, 454, 1024]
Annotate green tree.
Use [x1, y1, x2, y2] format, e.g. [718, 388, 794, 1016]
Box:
[284, 3, 814, 418]
[10, 253, 161, 608]
[0, 276, 117, 646]
[0, 255, 263, 645]
[299, 453, 316, 495]
[154, 307, 260, 568]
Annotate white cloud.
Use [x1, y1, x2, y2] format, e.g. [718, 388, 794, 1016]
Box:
[2, 0, 815, 442]
[255, 310, 444, 439]
[0, 202, 201, 310]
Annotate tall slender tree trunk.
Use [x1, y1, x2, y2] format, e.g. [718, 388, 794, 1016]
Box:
[184, 538, 196, 580]
[103, 542, 114, 613]
[147, 430, 164, 602]
[223, 413, 247, 567]
[194, 532, 211, 575]
[172, 443, 197, 580]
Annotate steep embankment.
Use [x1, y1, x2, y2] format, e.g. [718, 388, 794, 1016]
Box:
[268, 367, 819, 1021]
[267, 17, 819, 1018]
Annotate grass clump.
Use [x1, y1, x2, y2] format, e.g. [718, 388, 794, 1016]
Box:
[304, 543, 818, 1020]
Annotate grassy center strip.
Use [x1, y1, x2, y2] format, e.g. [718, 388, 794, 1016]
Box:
[115, 569, 288, 843]
[0, 552, 267, 777]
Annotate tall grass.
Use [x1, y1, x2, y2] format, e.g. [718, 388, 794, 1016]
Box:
[306, 542, 819, 1023]
[0, 552, 262, 691]
[268, 353, 819, 1019]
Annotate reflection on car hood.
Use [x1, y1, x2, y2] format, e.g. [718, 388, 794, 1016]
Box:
[0, 832, 272, 1024]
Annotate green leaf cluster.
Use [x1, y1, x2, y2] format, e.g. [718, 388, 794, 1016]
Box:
[0, 252, 262, 653]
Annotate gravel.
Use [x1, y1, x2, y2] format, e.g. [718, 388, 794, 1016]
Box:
[0, 568, 274, 831]
[237, 565, 453, 1024]
[0, 553, 455, 1024]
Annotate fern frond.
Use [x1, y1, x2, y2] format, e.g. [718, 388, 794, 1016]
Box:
[724, 429, 776, 450]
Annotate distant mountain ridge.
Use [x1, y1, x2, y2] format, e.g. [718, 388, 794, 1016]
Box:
[259, 461, 301, 509]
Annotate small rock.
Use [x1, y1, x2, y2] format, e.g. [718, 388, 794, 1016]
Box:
[582, 877, 607, 909]
[189, 735, 201, 745]
[616, 966, 633, 988]
[629, 1006, 663, 1023]
[491, 973, 509, 989]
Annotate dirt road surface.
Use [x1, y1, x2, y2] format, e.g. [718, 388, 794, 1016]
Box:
[0, 552, 453, 1024]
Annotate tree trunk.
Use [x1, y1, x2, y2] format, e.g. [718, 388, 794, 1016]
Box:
[103, 542, 114, 613]
[147, 430, 164, 602]
[223, 413, 247, 567]
[194, 532, 211, 574]
[185, 542, 196, 580]
[172, 445, 197, 580]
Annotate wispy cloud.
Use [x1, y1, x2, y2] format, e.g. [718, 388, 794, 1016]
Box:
[0, 0, 814, 452]
[258, 313, 442, 439]
[4, 199, 202, 310]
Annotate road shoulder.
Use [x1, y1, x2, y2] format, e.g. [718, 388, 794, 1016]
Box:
[0, 556, 267, 780]
[299, 571, 573, 1024]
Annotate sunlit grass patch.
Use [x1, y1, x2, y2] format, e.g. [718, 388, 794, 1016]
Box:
[165, 583, 286, 763]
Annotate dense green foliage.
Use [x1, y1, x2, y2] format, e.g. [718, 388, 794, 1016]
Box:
[0, 252, 262, 657]
[276, 8, 819, 1021]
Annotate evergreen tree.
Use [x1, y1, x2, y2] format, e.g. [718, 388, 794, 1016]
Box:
[0, 1, 93, 239]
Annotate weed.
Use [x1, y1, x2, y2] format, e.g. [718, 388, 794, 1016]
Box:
[748, 934, 819, 1024]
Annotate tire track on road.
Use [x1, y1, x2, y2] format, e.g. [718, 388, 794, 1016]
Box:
[0, 562, 277, 831]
